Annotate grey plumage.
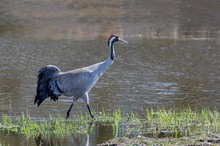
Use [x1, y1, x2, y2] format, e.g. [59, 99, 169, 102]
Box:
[34, 34, 127, 119]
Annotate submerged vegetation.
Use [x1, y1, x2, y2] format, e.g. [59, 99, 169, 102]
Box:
[0, 107, 220, 145]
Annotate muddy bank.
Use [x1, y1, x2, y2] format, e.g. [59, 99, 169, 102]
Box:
[98, 135, 220, 146]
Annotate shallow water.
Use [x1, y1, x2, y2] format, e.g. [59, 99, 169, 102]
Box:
[0, 124, 115, 146]
[0, 0, 220, 145]
[0, 39, 219, 117]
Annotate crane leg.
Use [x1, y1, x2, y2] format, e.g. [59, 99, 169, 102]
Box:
[66, 103, 73, 119]
[87, 104, 95, 119]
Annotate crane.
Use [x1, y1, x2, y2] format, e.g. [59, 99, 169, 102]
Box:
[34, 34, 127, 119]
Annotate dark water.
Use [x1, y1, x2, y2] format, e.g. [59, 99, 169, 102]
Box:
[0, 124, 114, 146]
[0, 0, 220, 145]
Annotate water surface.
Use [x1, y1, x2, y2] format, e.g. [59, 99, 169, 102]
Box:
[0, 0, 220, 145]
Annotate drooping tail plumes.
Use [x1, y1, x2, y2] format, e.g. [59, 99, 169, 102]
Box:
[34, 65, 61, 106]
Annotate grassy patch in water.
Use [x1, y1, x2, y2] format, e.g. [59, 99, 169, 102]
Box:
[0, 107, 220, 145]
[145, 107, 220, 138]
[0, 110, 121, 139]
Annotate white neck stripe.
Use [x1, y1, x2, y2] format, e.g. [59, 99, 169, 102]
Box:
[109, 36, 116, 47]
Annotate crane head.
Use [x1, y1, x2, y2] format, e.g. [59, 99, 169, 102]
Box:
[108, 34, 128, 47]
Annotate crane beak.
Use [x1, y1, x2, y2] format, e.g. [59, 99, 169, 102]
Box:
[119, 38, 128, 44]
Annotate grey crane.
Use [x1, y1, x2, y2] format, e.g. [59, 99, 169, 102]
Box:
[34, 34, 127, 119]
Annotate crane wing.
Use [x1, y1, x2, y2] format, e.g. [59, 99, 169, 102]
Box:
[54, 69, 98, 98]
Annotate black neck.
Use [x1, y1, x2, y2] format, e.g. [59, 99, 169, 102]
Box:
[109, 41, 115, 61]
[110, 44, 114, 60]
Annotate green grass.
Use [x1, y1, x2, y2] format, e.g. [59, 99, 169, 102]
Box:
[145, 107, 220, 138]
[0, 109, 122, 139]
[0, 107, 220, 144]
